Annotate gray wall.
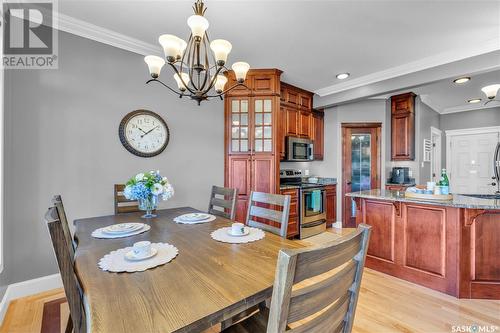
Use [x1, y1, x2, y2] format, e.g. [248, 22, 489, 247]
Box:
[1, 32, 224, 288]
[416, 98, 441, 183]
[440, 107, 500, 132]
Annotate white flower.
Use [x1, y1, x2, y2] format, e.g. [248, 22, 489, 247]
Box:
[151, 183, 163, 195]
[135, 173, 145, 182]
[123, 185, 133, 199]
[162, 183, 174, 200]
[162, 176, 168, 183]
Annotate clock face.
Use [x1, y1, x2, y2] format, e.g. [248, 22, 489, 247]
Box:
[119, 110, 170, 157]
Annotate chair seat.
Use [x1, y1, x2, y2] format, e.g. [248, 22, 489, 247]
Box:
[222, 307, 269, 333]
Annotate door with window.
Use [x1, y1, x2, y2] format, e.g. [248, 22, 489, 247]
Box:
[342, 124, 381, 227]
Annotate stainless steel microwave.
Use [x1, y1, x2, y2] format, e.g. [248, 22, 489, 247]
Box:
[286, 137, 314, 161]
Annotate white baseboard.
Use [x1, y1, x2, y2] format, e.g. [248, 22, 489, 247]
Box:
[0, 273, 62, 324]
[331, 221, 342, 229]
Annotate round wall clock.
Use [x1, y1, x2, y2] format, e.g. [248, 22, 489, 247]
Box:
[118, 110, 170, 157]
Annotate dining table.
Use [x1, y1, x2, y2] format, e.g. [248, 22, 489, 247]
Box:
[73, 206, 303, 333]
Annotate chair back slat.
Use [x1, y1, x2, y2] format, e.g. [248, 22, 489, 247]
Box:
[246, 191, 291, 238]
[51, 195, 75, 259]
[208, 186, 238, 220]
[114, 184, 140, 214]
[266, 224, 371, 333]
[44, 206, 87, 333]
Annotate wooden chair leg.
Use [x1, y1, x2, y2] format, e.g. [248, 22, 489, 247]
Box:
[65, 314, 73, 333]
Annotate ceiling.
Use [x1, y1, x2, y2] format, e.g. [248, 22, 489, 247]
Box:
[374, 69, 500, 114]
[57, 0, 500, 95]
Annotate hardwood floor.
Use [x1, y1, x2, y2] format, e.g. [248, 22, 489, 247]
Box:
[2, 228, 499, 333]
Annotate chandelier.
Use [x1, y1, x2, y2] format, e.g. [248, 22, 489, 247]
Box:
[143, 0, 250, 105]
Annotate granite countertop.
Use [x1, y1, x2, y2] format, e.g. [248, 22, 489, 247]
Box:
[279, 177, 337, 190]
[346, 189, 500, 210]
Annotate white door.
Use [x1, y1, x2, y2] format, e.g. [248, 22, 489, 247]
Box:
[449, 132, 499, 194]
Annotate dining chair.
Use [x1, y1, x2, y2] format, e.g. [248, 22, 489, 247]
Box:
[44, 205, 87, 333]
[246, 191, 291, 238]
[52, 195, 76, 258]
[208, 185, 238, 220]
[222, 224, 372, 333]
[114, 184, 140, 214]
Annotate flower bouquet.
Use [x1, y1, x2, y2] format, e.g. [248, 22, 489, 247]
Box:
[124, 170, 174, 218]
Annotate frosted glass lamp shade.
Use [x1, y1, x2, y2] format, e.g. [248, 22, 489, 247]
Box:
[214, 75, 228, 93]
[174, 72, 190, 91]
[144, 55, 165, 78]
[481, 84, 500, 99]
[231, 62, 250, 83]
[187, 15, 209, 38]
[177, 38, 188, 59]
[210, 39, 232, 66]
[159, 34, 182, 62]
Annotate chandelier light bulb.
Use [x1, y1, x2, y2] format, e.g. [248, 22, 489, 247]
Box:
[159, 34, 182, 63]
[210, 39, 232, 66]
[481, 84, 500, 99]
[174, 72, 190, 91]
[214, 75, 228, 93]
[187, 15, 209, 39]
[232, 62, 250, 83]
[144, 55, 165, 78]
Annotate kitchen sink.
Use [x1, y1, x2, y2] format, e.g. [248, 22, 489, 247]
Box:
[462, 194, 500, 200]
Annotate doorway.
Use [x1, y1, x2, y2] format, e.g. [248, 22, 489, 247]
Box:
[446, 127, 500, 194]
[342, 123, 382, 227]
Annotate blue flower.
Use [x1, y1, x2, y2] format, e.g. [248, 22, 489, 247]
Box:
[128, 182, 151, 200]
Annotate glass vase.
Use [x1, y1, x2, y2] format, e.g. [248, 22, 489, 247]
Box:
[138, 195, 159, 218]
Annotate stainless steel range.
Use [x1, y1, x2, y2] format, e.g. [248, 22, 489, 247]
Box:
[280, 169, 327, 239]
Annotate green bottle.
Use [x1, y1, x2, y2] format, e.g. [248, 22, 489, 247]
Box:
[440, 169, 449, 194]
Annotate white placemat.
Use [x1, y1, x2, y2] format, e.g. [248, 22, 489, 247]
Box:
[98, 242, 178, 272]
[174, 214, 216, 224]
[210, 227, 265, 244]
[92, 224, 151, 239]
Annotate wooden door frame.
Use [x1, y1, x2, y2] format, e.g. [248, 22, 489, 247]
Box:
[341, 123, 382, 227]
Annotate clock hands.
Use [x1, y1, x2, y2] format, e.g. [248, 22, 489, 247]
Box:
[137, 127, 147, 135]
[141, 126, 159, 138]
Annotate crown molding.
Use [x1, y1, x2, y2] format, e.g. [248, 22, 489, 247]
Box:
[55, 11, 161, 56]
[419, 95, 443, 114]
[315, 37, 500, 97]
[441, 102, 500, 114]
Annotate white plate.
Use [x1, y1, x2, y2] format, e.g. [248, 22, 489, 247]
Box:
[178, 213, 211, 222]
[103, 223, 143, 234]
[226, 228, 250, 237]
[124, 248, 158, 261]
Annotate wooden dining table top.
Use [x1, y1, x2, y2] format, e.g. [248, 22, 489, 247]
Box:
[73, 207, 304, 333]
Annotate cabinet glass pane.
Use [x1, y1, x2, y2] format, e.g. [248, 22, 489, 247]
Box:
[232, 114, 240, 125]
[241, 100, 248, 113]
[263, 113, 272, 125]
[255, 141, 263, 152]
[255, 114, 263, 125]
[255, 100, 263, 113]
[264, 140, 272, 152]
[240, 114, 248, 125]
[232, 140, 239, 152]
[255, 127, 263, 138]
[241, 140, 248, 152]
[231, 127, 239, 139]
[240, 127, 248, 138]
[264, 99, 272, 112]
[264, 126, 272, 138]
[351, 134, 372, 193]
[231, 100, 239, 112]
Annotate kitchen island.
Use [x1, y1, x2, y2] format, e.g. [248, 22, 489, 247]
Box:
[347, 189, 500, 299]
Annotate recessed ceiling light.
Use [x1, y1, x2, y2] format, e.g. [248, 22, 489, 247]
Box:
[467, 98, 481, 104]
[336, 73, 350, 80]
[453, 77, 471, 84]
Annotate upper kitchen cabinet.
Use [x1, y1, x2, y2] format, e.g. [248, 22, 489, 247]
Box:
[391, 92, 416, 161]
[312, 110, 324, 160]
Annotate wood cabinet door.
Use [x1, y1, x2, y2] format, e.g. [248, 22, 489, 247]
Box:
[251, 155, 275, 194]
[391, 111, 415, 160]
[325, 185, 337, 227]
[278, 106, 286, 160]
[298, 110, 312, 138]
[286, 107, 298, 136]
[227, 97, 251, 155]
[299, 93, 311, 110]
[312, 112, 324, 160]
[253, 98, 274, 154]
[281, 188, 299, 237]
[227, 155, 251, 223]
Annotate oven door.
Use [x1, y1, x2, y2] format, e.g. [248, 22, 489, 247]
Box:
[300, 219, 327, 239]
[301, 188, 327, 224]
[287, 137, 314, 161]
